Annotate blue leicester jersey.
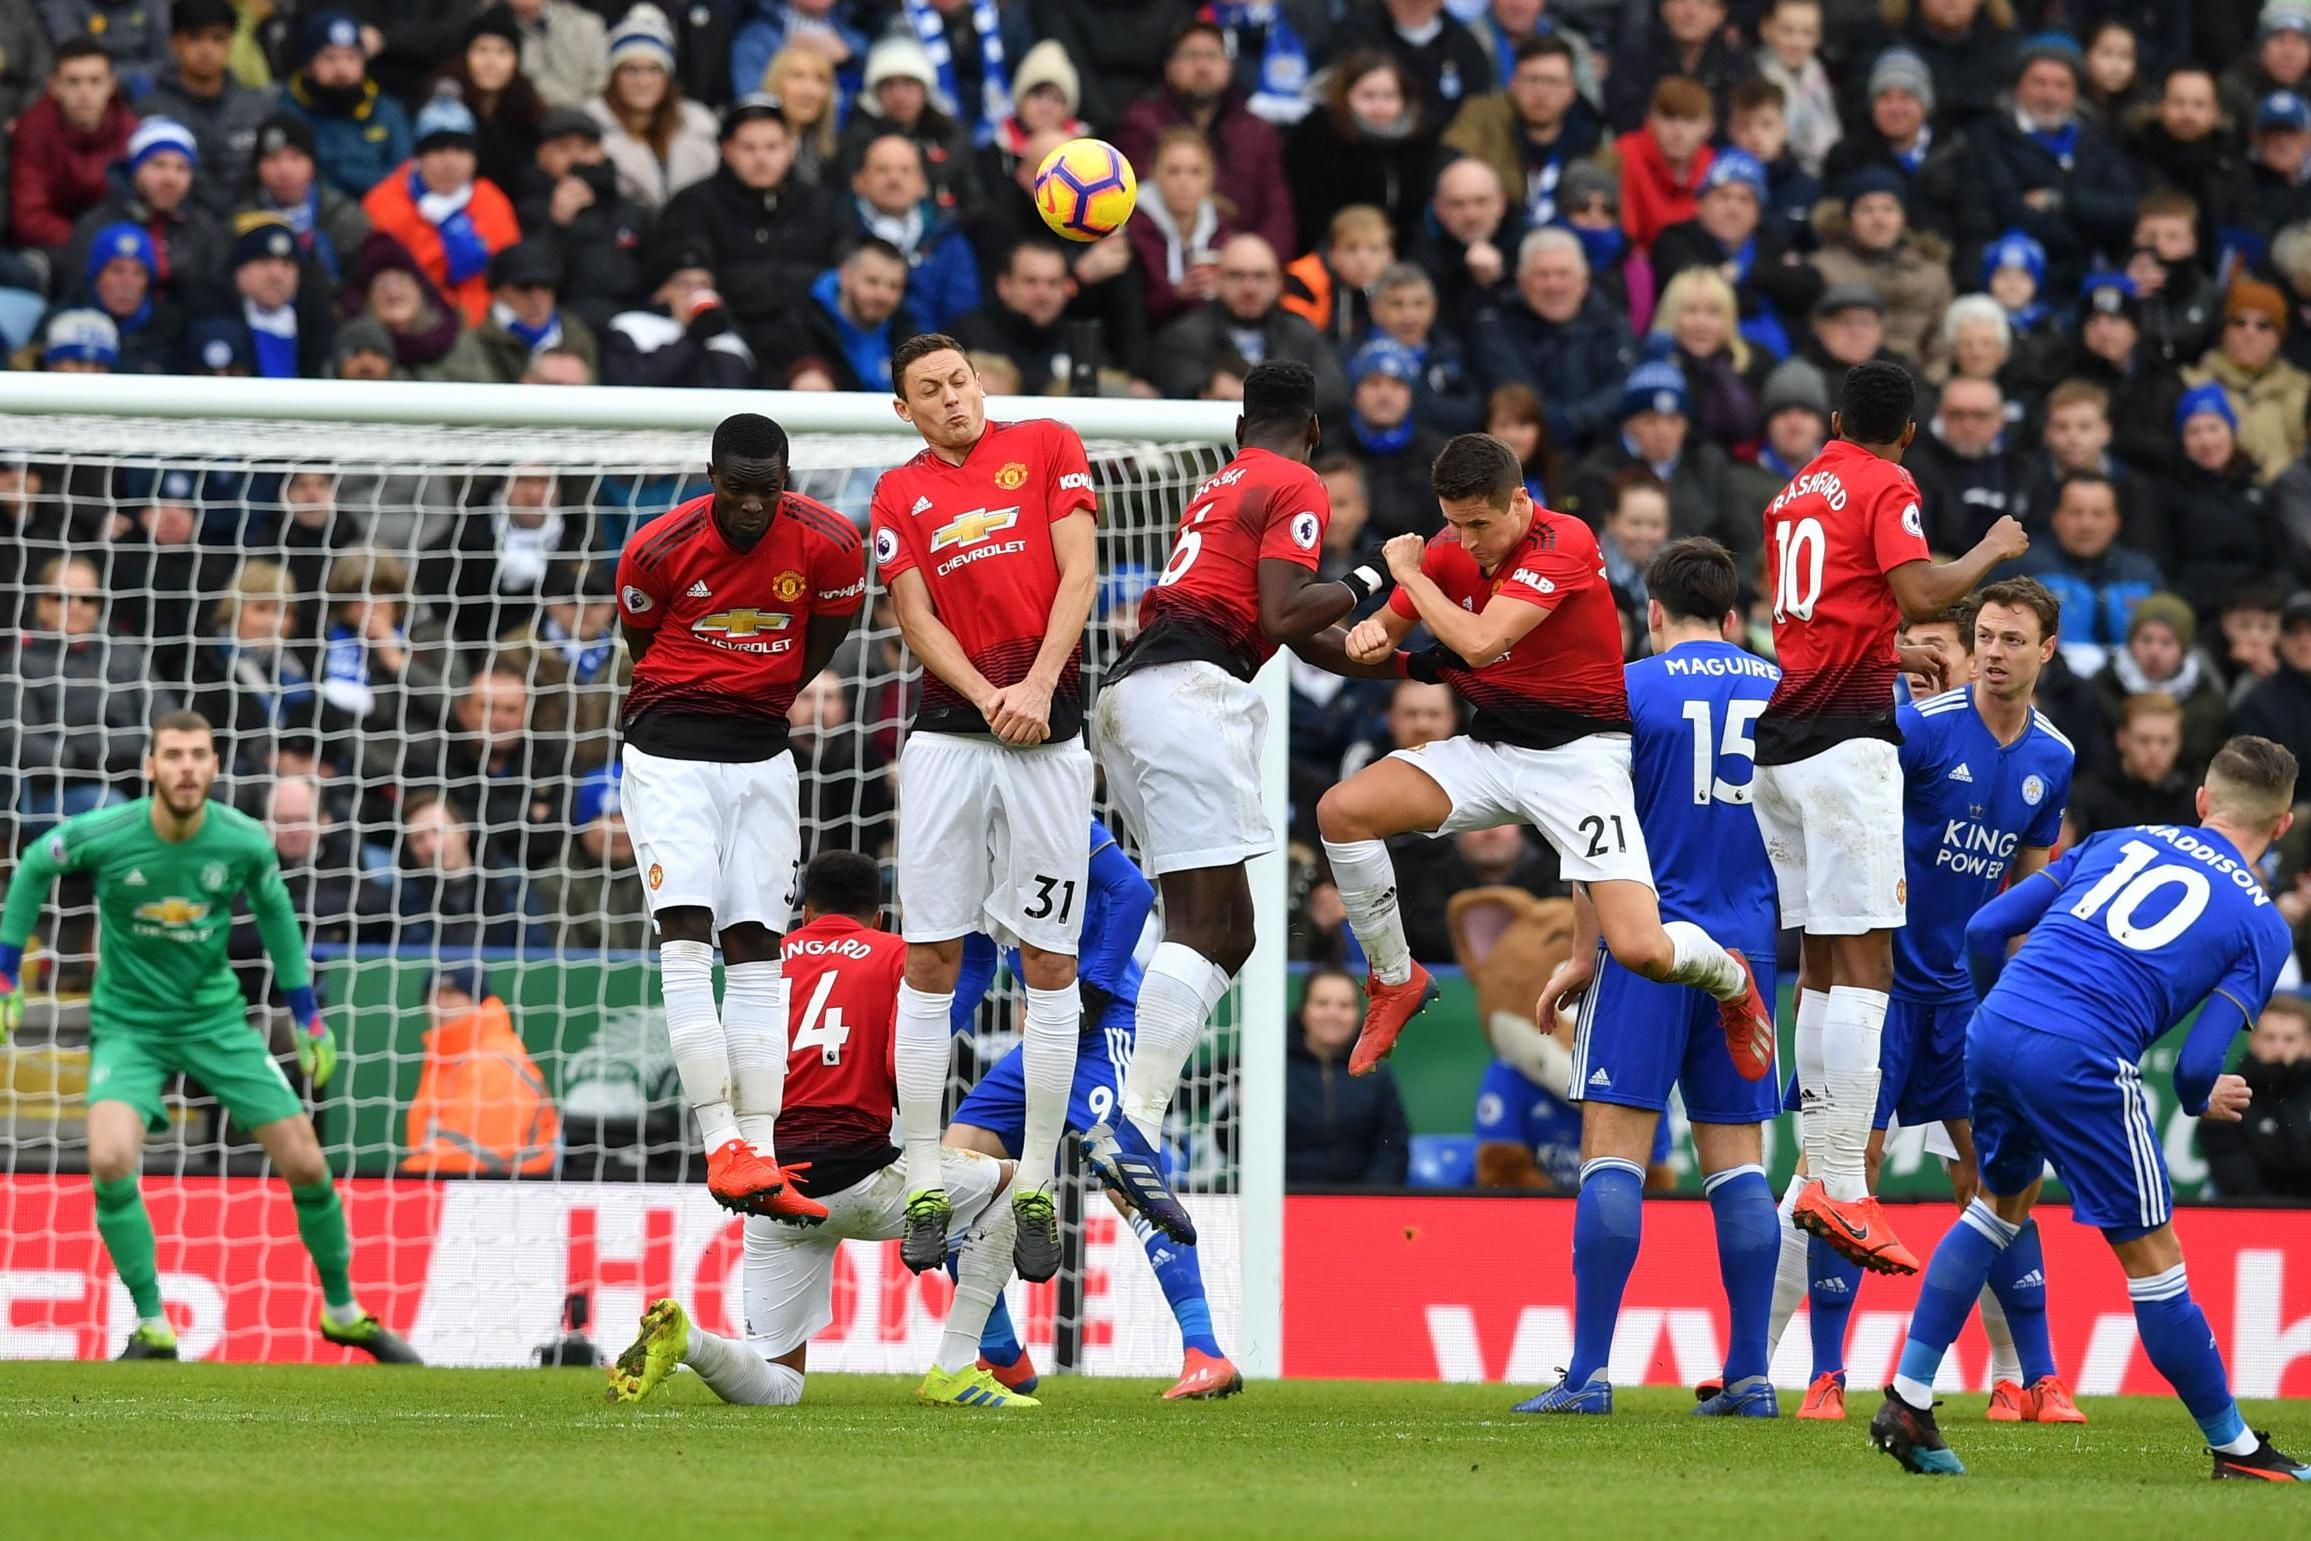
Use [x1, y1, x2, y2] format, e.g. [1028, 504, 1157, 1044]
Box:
[1895, 687, 2074, 1002]
[1987, 824, 2294, 1065]
[1623, 640, 1779, 951]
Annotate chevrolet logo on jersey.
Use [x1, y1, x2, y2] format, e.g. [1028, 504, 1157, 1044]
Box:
[930, 506, 1021, 551]
[134, 897, 210, 926]
[692, 609, 791, 638]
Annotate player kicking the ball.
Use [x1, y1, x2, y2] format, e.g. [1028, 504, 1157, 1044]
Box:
[616, 412, 865, 1224]
[1311, 434, 1774, 1077]
[871, 335, 1099, 1282]
[1873, 737, 2310, 1481]
[1514, 540, 1785, 1418]
[607, 853, 1031, 1410]
[0, 712, 417, 1363]
[1094, 359, 1389, 1207]
[1754, 360, 2027, 1277]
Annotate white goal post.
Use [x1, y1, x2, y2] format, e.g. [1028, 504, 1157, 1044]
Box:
[0, 374, 1286, 1377]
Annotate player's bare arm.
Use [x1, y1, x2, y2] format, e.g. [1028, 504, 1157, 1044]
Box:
[986, 507, 1095, 746]
[1886, 515, 2030, 621]
[620, 618, 656, 666]
[887, 566, 1003, 719]
[1381, 532, 1551, 664]
[1538, 885, 1601, 1018]
[1256, 556, 1368, 642]
[798, 610, 856, 685]
[1341, 603, 1417, 666]
[1291, 619, 1407, 678]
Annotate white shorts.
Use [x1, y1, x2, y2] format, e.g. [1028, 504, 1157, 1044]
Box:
[1093, 661, 1271, 876]
[896, 732, 1094, 953]
[620, 744, 800, 931]
[1390, 732, 1653, 888]
[1752, 736, 1905, 934]
[741, 1147, 1006, 1358]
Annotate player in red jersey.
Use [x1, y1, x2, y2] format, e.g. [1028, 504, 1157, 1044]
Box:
[1094, 360, 1391, 1166]
[869, 334, 1099, 1283]
[605, 852, 1033, 1410]
[1752, 360, 2027, 1275]
[615, 413, 866, 1224]
[1307, 434, 1774, 1076]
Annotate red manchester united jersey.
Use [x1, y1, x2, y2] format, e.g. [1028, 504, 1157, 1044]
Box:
[1112, 446, 1329, 683]
[869, 417, 1098, 736]
[616, 492, 866, 760]
[774, 913, 907, 1194]
[1387, 508, 1631, 748]
[1757, 439, 1932, 765]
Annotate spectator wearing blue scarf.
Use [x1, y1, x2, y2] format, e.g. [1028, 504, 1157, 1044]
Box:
[224, 217, 335, 379]
[75, 220, 178, 373]
[848, 130, 980, 333]
[1979, 33, 2140, 306]
[243, 114, 365, 288]
[765, 238, 919, 391]
[1342, 337, 1451, 544]
[436, 241, 603, 384]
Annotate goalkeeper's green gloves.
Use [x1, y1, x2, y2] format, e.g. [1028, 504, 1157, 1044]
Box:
[286, 984, 336, 1086]
[0, 973, 20, 1044]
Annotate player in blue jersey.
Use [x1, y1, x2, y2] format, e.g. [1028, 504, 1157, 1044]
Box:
[1510, 540, 1786, 1418]
[1871, 735, 2311, 1481]
[944, 821, 1242, 1401]
[1770, 580, 2083, 1423]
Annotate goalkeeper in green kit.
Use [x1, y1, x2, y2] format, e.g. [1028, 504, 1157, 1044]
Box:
[0, 712, 419, 1363]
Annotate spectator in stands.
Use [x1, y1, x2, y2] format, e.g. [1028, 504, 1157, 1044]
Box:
[358, 789, 525, 951]
[1981, 34, 2138, 304]
[729, 0, 872, 109]
[1116, 19, 1297, 260]
[505, 109, 647, 335]
[1285, 966, 1410, 1187]
[1284, 51, 1437, 251]
[345, 232, 465, 379]
[1399, 824, 1566, 963]
[789, 667, 895, 859]
[330, 318, 397, 380]
[1407, 158, 1521, 340]
[2090, 592, 2232, 776]
[2217, 581, 2287, 704]
[238, 114, 369, 288]
[1755, 0, 1838, 176]
[2128, 64, 2256, 247]
[2199, 996, 2311, 1200]
[1731, 356, 1829, 523]
[424, 467, 591, 644]
[654, 95, 838, 366]
[1340, 337, 1450, 547]
[1339, 676, 1458, 782]
[764, 236, 913, 391]
[1975, 234, 2063, 406]
[2064, 270, 2183, 477]
[138, 0, 269, 219]
[64, 116, 230, 323]
[539, 763, 650, 952]
[763, 45, 841, 190]
[427, 7, 543, 196]
[589, 4, 718, 212]
[1281, 203, 1391, 351]
[506, 0, 609, 113]
[1907, 374, 2028, 552]
[1469, 227, 1634, 453]
[251, 469, 362, 601]
[276, 11, 414, 202]
[40, 0, 170, 101]
[1485, 383, 1564, 504]
[1596, 467, 1671, 619]
[1607, 0, 1749, 133]
[1868, 0, 2017, 140]
[406, 658, 572, 876]
[2081, 18, 2151, 115]
[601, 243, 754, 388]
[951, 237, 1073, 396]
[1652, 148, 1820, 363]
[1126, 126, 1241, 332]
[1153, 233, 1348, 421]
[2184, 278, 2311, 484]
[436, 239, 600, 383]
[233, 775, 356, 973]
[496, 558, 621, 772]
[334, 0, 475, 107]
[1648, 266, 1768, 454]
[839, 35, 975, 222]
[2018, 470, 2161, 675]
[1027, 0, 1198, 133]
[2064, 690, 2199, 839]
[363, 95, 523, 327]
[219, 216, 335, 379]
[190, 557, 342, 776]
[2232, 592, 2311, 770]
[1809, 167, 1952, 370]
[103, 464, 221, 662]
[2163, 384, 2287, 620]
[10, 40, 138, 258]
[1315, 457, 1374, 573]
[2022, 376, 2166, 562]
[1617, 75, 1715, 255]
[1369, 263, 1483, 436]
[71, 221, 183, 374]
[0, 553, 170, 823]
[2252, 89, 2311, 232]
[1443, 37, 1606, 238]
[1344, 0, 1491, 125]
[319, 549, 452, 746]
[38, 306, 118, 373]
[1565, 358, 1748, 566]
[521, 344, 594, 384]
[1818, 47, 1966, 239]
[1797, 281, 1909, 405]
[1724, 75, 1819, 254]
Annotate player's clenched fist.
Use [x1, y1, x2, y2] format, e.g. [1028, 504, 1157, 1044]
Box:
[1382, 532, 1428, 583]
[1982, 514, 2029, 561]
[1345, 615, 1395, 663]
[2202, 1072, 2253, 1123]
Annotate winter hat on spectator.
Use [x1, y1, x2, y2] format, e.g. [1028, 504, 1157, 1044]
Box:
[2227, 276, 2291, 333]
[466, 5, 522, 53]
[232, 217, 300, 271]
[414, 93, 481, 153]
[2262, 1, 2311, 40]
[44, 309, 120, 367]
[430, 961, 492, 1003]
[607, 5, 677, 75]
[129, 117, 199, 175]
[863, 34, 941, 112]
[572, 763, 624, 828]
[186, 316, 255, 373]
[1620, 358, 1690, 420]
[1981, 230, 2046, 290]
[2013, 30, 2083, 81]
[2283, 591, 2311, 628]
[253, 112, 319, 167]
[1010, 40, 1081, 116]
[645, 240, 715, 290]
[489, 241, 561, 290]
[331, 316, 395, 372]
[720, 93, 785, 139]
[2077, 270, 2140, 323]
[2261, 90, 2311, 133]
[1866, 48, 1934, 113]
[1812, 281, 1884, 318]
[1558, 160, 1620, 216]
[85, 222, 157, 292]
[539, 106, 602, 143]
[1841, 166, 1907, 212]
[2173, 381, 2239, 436]
[2127, 592, 2196, 650]
[1701, 148, 1766, 198]
[1349, 337, 1421, 383]
[1761, 357, 1830, 422]
[299, 9, 365, 66]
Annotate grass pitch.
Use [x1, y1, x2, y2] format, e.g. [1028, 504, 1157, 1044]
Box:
[2, 1365, 2303, 1540]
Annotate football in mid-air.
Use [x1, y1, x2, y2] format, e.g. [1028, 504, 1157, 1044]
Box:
[1034, 138, 1137, 242]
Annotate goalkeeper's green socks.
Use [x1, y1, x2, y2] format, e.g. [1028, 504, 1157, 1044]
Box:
[93, 1174, 166, 1322]
[291, 1179, 357, 1313]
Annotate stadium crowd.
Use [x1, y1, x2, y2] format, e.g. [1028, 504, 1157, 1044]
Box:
[16, 0, 2311, 1195]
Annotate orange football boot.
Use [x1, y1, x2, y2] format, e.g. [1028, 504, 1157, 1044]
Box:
[705, 1141, 828, 1222]
[1790, 1181, 1919, 1275]
[1717, 949, 1776, 1081]
[1350, 963, 1437, 1075]
[2023, 1375, 2087, 1424]
[1987, 1380, 2025, 1422]
[1162, 1347, 1244, 1401]
[1798, 1371, 1847, 1421]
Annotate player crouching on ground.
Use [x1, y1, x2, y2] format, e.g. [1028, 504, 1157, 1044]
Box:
[1872, 736, 2311, 1481]
[1305, 433, 1775, 1079]
[608, 853, 1032, 1410]
[0, 712, 418, 1362]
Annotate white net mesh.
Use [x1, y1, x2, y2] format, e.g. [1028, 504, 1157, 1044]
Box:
[0, 406, 1247, 1372]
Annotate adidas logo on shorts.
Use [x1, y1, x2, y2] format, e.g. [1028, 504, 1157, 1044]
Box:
[1949, 763, 1974, 783]
[2015, 1269, 2045, 1289]
[1588, 1067, 1611, 1087]
[687, 580, 711, 598]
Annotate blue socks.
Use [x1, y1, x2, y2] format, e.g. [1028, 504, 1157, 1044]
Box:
[2131, 1264, 2251, 1452]
[1807, 1240, 1863, 1380]
[1988, 1217, 2055, 1384]
[1136, 1215, 1222, 1358]
[1566, 1157, 1645, 1387]
[1893, 1199, 2014, 1403]
[1703, 1164, 1777, 1385]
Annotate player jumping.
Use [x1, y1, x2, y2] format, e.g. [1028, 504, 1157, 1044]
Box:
[607, 852, 1032, 1410]
[1754, 359, 2028, 1276]
[1093, 359, 1390, 1181]
[872, 336, 1100, 1281]
[616, 412, 865, 1225]
[1769, 579, 2082, 1422]
[1311, 434, 1774, 1077]
[1513, 539, 1785, 1418]
[947, 821, 1241, 1401]
[1871, 736, 2311, 1481]
[0, 711, 417, 1363]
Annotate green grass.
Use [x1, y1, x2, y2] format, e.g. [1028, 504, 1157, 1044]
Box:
[0, 1366, 2303, 1540]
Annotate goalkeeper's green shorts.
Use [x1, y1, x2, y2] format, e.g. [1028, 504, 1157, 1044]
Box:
[88, 1015, 305, 1133]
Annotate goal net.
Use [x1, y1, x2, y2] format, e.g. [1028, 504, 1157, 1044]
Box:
[0, 379, 1280, 1377]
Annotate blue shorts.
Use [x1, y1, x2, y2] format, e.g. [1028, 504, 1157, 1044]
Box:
[1875, 996, 1972, 1131]
[1476, 1057, 1667, 1188]
[1967, 1005, 2172, 1241]
[1569, 944, 1781, 1126]
[952, 1006, 1134, 1157]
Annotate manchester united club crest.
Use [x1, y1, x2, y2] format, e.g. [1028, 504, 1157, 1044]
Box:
[200, 861, 228, 893]
[648, 863, 664, 891]
[995, 461, 1027, 490]
[772, 569, 806, 602]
